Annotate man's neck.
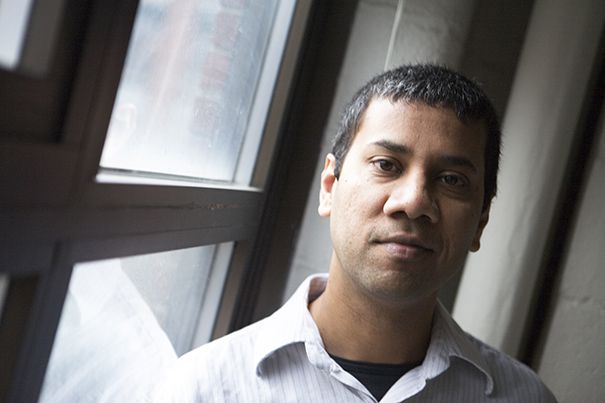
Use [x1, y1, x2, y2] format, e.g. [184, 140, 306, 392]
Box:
[308, 270, 436, 365]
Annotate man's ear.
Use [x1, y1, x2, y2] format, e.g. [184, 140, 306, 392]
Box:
[470, 204, 490, 252]
[318, 154, 337, 218]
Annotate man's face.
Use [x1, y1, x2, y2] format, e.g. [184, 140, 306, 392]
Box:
[319, 98, 490, 305]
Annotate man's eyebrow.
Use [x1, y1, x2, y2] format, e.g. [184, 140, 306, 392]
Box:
[438, 155, 478, 173]
[370, 140, 411, 154]
[370, 140, 478, 173]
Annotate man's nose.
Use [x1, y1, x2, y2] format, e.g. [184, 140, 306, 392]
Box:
[383, 172, 439, 222]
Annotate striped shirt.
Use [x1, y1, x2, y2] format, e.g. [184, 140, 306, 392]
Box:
[154, 274, 557, 402]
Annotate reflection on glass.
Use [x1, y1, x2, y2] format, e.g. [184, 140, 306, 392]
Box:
[39, 244, 221, 402]
[100, 0, 279, 182]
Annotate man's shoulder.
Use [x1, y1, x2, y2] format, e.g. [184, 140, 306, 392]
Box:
[182, 316, 268, 366]
[464, 333, 557, 401]
[465, 332, 536, 377]
[152, 319, 269, 401]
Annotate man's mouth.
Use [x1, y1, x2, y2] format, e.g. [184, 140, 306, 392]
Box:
[375, 235, 434, 260]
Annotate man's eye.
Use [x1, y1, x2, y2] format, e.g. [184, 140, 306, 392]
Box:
[440, 174, 466, 187]
[372, 159, 398, 173]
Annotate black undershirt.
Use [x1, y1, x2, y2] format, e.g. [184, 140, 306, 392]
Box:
[330, 354, 421, 401]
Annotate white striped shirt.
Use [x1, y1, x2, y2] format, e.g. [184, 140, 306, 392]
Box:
[154, 274, 556, 402]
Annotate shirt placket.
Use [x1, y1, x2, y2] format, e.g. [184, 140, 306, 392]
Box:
[305, 340, 377, 402]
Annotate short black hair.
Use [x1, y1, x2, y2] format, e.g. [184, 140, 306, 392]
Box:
[332, 64, 501, 210]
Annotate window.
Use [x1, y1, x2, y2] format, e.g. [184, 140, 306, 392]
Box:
[0, 0, 311, 401]
[0, 0, 34, 69]
[100, 0, 281, 183]
[39, 244, 232, 402]
[0, 0, 65, 75]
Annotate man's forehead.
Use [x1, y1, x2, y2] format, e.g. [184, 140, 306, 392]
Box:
[355, 98, 487, 141]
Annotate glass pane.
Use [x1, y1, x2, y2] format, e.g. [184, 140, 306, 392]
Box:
[0, 0, 64, 75]
[0, 0, 34, 70]
[100, 0, 280, 182]
[39, 244, 229, 402]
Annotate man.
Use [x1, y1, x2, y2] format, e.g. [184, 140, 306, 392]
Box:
[154, 64, 556, 402]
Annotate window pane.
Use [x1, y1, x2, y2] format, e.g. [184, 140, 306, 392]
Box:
[0, 0, 65, 75]
[0, 0, 34, 70]
[99, 0, 281, 183]
[39, 243, 230, 402]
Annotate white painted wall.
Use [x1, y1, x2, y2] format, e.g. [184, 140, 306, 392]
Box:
[536, 104, 605, 402]
[386, 0, 476, 68]
[453, 0, 605, 356]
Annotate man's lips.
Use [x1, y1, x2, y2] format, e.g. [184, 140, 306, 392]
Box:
[376, 235, 434, 250]
[374, 235, 435, 260]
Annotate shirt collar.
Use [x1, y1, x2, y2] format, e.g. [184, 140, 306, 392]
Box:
[254, 274, 494, 394]
[254, 274, 327, 375]
[423, 302, 495, 394]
